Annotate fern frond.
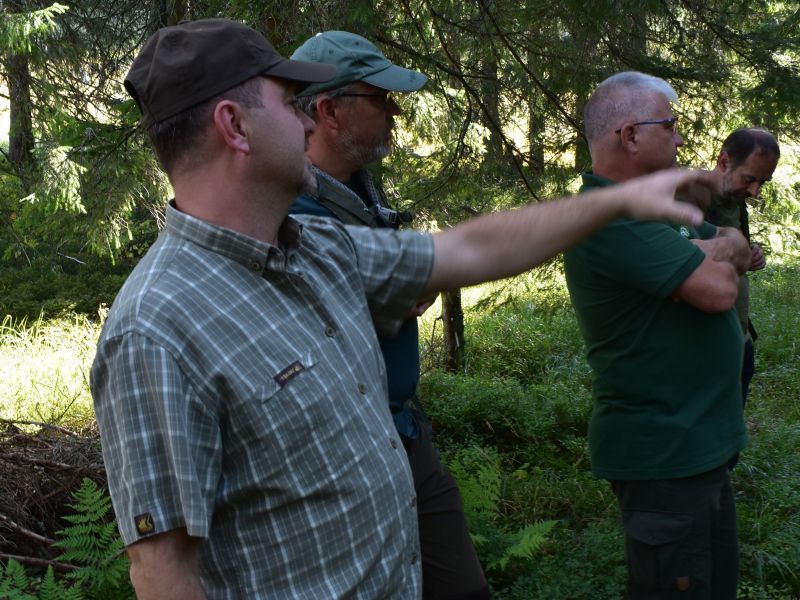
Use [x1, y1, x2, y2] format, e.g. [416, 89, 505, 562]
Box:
[37, 566, 84, 600]
[0, 559, 36, 599]
[489, 519, 558, 571]
[52, 478, 133, 597]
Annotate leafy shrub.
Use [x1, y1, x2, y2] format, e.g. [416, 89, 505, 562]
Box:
[446, 445, 557, 590]
[0, 479, 134, 600]
[421, 371, 592, 468]
[497, 519, 627, 600]
[0, 258, 131, 322]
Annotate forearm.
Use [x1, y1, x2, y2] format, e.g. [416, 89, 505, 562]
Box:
[127, 529, 206, 600]
[428, 191, 620, 293]
[693, 227, 750, 274]
[423, 168, 706, 295]
[672, 257, 740, 312]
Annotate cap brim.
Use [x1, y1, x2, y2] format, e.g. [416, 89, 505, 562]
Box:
[265, 58, 337, 87]
[362, 64, 427, 92]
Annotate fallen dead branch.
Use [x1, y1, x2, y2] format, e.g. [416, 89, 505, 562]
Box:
[0, 421, 107, 568]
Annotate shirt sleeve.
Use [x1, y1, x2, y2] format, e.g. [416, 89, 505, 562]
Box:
[343, 226, 435, 336]
[91, 332, 221, 545]
[697, 220, 717, 240]
[584, 219, 706, 299]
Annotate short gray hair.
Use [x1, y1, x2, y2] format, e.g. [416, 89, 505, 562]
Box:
[296, 84, 360, 119]
[584, 71, 678, 144]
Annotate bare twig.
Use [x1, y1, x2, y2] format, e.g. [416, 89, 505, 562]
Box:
[0, 552, 79, 572]
[0, 419, 79, 437]
[0, 452, 102, 472]
[0, 512, 55, 546]
[55, 251, 86, 265]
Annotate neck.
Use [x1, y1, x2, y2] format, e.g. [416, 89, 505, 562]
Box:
[709, 166, 725, 196]
[306, 131, 360, 181]
[592, 164, 642, 183]
[171, 163, 293, 246]
[589, 142, 639, 183]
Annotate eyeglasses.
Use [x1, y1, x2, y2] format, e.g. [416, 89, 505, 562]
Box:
[615, 117, 678, 134]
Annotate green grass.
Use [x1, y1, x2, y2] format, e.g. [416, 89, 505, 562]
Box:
[1, 255, 798, 598]
[420, 259, 800, 598]
[0, 314, 100, 431]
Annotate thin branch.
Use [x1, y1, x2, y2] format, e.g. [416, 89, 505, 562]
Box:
[0, 419, 79, 437]
[476, 0, 583, 137]
[56, 251, 86, 265]
[0, 452, 103, 472]
[405, 0, 539, 200]
[0, 513, 55, 546]
[0, 552, 79, 572]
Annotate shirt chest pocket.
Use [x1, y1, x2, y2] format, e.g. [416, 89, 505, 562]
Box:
[254, 352, 331, 432]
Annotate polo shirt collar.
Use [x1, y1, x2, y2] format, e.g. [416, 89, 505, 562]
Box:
[581, 171, 616, 190]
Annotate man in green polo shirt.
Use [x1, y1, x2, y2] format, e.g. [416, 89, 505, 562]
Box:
[564, 71, 752, 599]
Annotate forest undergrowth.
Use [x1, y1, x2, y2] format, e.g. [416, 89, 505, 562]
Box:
[0, 259, 798, 598]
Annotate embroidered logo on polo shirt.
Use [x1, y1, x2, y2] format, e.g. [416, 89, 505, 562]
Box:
[679, 226, 691, 238]
[134, 512, 156, 536]
[274, 360, 305, 388]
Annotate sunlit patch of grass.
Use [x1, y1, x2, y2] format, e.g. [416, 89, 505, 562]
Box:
[0, 313, 101, 431]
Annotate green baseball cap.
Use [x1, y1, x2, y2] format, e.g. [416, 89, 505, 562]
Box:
[292, 31, 427, 96]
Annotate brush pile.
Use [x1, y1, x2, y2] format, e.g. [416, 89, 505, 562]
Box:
[0, 420, 106, 570]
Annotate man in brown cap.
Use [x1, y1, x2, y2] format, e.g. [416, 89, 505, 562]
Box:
[92, 18, 710, 600]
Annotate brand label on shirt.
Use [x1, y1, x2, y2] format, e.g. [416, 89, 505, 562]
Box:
[274, 361, 304, 388]
[134, 512, 156, 537]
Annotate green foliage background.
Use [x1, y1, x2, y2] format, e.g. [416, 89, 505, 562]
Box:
[1, 0, 799, 268]
[417, 264, 800, 597]
[1, 0, 800, 598]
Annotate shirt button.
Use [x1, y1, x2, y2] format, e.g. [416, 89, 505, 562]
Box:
[249, 260, 261, 271]
[410, 552, 418, 565]
[390, 438, 398, 449]
[325, 326, 336, 337]
[358, 383, 366, 394]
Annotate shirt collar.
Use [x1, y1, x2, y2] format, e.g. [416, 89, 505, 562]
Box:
[165, 201, 303, 274]
[580, 171, 616, 190]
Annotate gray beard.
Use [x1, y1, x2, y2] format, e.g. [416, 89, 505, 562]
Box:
[341, 129, 392, 167]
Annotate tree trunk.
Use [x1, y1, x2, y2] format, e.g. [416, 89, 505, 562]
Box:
[152, 0, 188, 30]
[481, 54, 504, 164]
[441, 290, 465, 373]
[573, 95, 590, 172]
[4, 50, 35, 191]
[528, 89, 545, 180]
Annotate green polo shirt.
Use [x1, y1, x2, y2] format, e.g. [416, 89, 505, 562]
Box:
[564, 173, 746, 480]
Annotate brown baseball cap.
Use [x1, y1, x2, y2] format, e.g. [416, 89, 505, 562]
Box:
[125, 18, 337, 126]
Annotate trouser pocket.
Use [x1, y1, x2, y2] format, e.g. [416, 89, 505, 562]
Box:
[621, 509, 695, 592]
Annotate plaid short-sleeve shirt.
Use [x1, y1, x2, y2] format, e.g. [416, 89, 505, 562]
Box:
[91, 204, 433, 599]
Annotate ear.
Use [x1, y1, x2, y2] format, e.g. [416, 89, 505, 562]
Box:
[212, 100, 251, 155]
[618, 123, 639, 155]
[716, 151, 731, 173]
[315, 96, 342, 133]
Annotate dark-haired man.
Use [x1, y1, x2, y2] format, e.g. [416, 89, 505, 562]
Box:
[92, 22, 708, 599]
[707, 128, 779, 405]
